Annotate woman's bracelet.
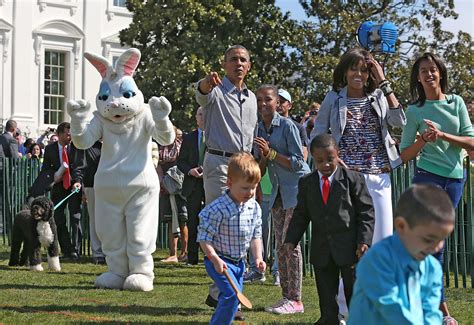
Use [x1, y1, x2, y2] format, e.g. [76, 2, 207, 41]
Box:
[266, 148, 277, 161]
[379, 81, 393, 97]
[420, 133, 427, 143]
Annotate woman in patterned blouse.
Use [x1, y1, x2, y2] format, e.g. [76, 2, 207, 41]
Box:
[311, 47, 406, 317]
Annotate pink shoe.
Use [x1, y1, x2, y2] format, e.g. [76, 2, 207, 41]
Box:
[270, 299, 304, 315]
[265, 298, 288, 313]
[443, 316, 458, 325]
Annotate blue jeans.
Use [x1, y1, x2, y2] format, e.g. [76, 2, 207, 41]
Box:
[412, 168, 466, 302]
[204, 257, 244, 325]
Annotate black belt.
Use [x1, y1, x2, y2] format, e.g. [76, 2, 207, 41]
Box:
[207, 148, 234, 158]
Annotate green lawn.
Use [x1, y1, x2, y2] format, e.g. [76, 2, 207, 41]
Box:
[0, 245, 473, 324]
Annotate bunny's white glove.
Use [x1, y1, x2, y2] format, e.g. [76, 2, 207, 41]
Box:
[67, 99, 91, 135]
[149, 96, 174, 132]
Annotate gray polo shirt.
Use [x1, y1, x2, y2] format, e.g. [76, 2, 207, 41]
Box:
[195, 76, 258, 153]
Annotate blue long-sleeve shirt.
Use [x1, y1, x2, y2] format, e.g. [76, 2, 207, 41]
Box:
[348, 233, 442, 325]
[256, 112, 310, 209]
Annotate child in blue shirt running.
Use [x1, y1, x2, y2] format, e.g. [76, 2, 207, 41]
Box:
[348, 184, 455, 324]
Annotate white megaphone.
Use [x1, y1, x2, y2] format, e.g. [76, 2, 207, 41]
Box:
[54, 161, 69, 183]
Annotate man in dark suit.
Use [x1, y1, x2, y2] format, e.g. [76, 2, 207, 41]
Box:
[38, 122, 85, 260]
[0, 120, 19, 158]
[177, 107, 205, 265]
[0, 120, 19, 232]
[285, 134, 374, 325]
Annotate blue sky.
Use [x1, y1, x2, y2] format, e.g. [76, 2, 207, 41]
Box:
[275, 0, 474, 38]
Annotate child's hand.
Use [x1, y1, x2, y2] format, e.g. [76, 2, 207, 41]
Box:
[212, 256, 227, 274]
[255, 259, 266, 273]
[356, 243, 369, 259]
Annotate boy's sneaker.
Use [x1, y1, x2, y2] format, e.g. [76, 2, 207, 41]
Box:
[443, 316, 458, 325]
[270, 299, 304, 315]
[273, 272, 280, 286]
[243, 270, 266, 283]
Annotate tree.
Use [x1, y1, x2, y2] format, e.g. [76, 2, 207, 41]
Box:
[120, 0, 304, 131]
[121, 0, 473, 128]
[296, 0, 473, 107]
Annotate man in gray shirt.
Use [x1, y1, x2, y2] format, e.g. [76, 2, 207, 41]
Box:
[195, 45, 258, 322]
[195, 44, 258, 205]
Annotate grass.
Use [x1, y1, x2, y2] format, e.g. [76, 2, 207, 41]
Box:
[0, 245, 473, 324]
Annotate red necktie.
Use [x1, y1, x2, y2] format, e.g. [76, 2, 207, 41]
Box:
[322, 175, 330, 204]
[62, 146, 71, 190]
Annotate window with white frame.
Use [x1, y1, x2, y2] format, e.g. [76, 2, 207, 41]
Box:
[113, 0, 126, 7]
[44, 51, 66, 125]
[112, 55, 120, 67]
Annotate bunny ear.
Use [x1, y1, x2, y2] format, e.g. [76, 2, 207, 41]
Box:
[115, 48, 141, 77]
[84, 52, 112, 78]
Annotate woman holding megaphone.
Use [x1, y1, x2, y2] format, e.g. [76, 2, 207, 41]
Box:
[311, 47, 406, 320]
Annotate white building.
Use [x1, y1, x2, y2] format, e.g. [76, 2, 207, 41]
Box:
[0, 0, 132, 138]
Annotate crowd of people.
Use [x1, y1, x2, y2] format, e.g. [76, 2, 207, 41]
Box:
[1, 43, 473, 325]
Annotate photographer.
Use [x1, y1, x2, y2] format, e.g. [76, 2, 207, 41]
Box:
[300, 102, 320, 126]
[36, 127, 56, 145]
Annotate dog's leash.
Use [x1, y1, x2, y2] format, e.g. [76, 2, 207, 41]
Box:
[53, 187, 80, 210]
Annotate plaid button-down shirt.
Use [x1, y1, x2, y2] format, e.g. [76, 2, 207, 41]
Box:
[197, 190, 262, 260]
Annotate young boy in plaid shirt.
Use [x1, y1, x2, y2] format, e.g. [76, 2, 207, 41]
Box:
[198, 152, 266, 325]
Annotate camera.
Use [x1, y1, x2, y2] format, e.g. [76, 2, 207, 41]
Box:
[309, 111, 318, 116]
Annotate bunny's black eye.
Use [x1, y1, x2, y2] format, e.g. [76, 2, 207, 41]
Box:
[123, 91, 136, 99]
[98, 81, 110, 101]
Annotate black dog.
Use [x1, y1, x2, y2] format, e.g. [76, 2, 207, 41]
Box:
[9, 196, 61, 271]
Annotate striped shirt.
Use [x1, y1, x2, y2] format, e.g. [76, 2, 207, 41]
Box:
[197, 190, 262, 260]
[339, 97, 390, 174]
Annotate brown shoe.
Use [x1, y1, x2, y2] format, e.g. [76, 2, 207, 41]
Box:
[234, 310, 245, 321]
[178, 253, 188, 263]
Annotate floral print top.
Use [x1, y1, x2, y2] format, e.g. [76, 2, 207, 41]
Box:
[338, 97, 390, 174]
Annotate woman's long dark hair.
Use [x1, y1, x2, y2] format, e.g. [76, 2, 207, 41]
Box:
[27, 143, 43, 159]
[409, 52, 448, 107]
[332, 47, 376, 93]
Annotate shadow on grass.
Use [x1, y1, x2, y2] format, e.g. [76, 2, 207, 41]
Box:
[69, 320, 211, 325]
[0, 304, 209, 319]
[156, 281, 208, 286]
[0, 283, 93, 290]
[0, 265, 101, 276]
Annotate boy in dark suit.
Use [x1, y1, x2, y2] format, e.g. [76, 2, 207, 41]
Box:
[285, 134, 375, 325]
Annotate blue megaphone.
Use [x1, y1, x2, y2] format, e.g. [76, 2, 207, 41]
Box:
[356, 21, 398, 54]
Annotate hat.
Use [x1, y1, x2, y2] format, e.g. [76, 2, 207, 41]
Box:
[278, 89, 292, 103]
